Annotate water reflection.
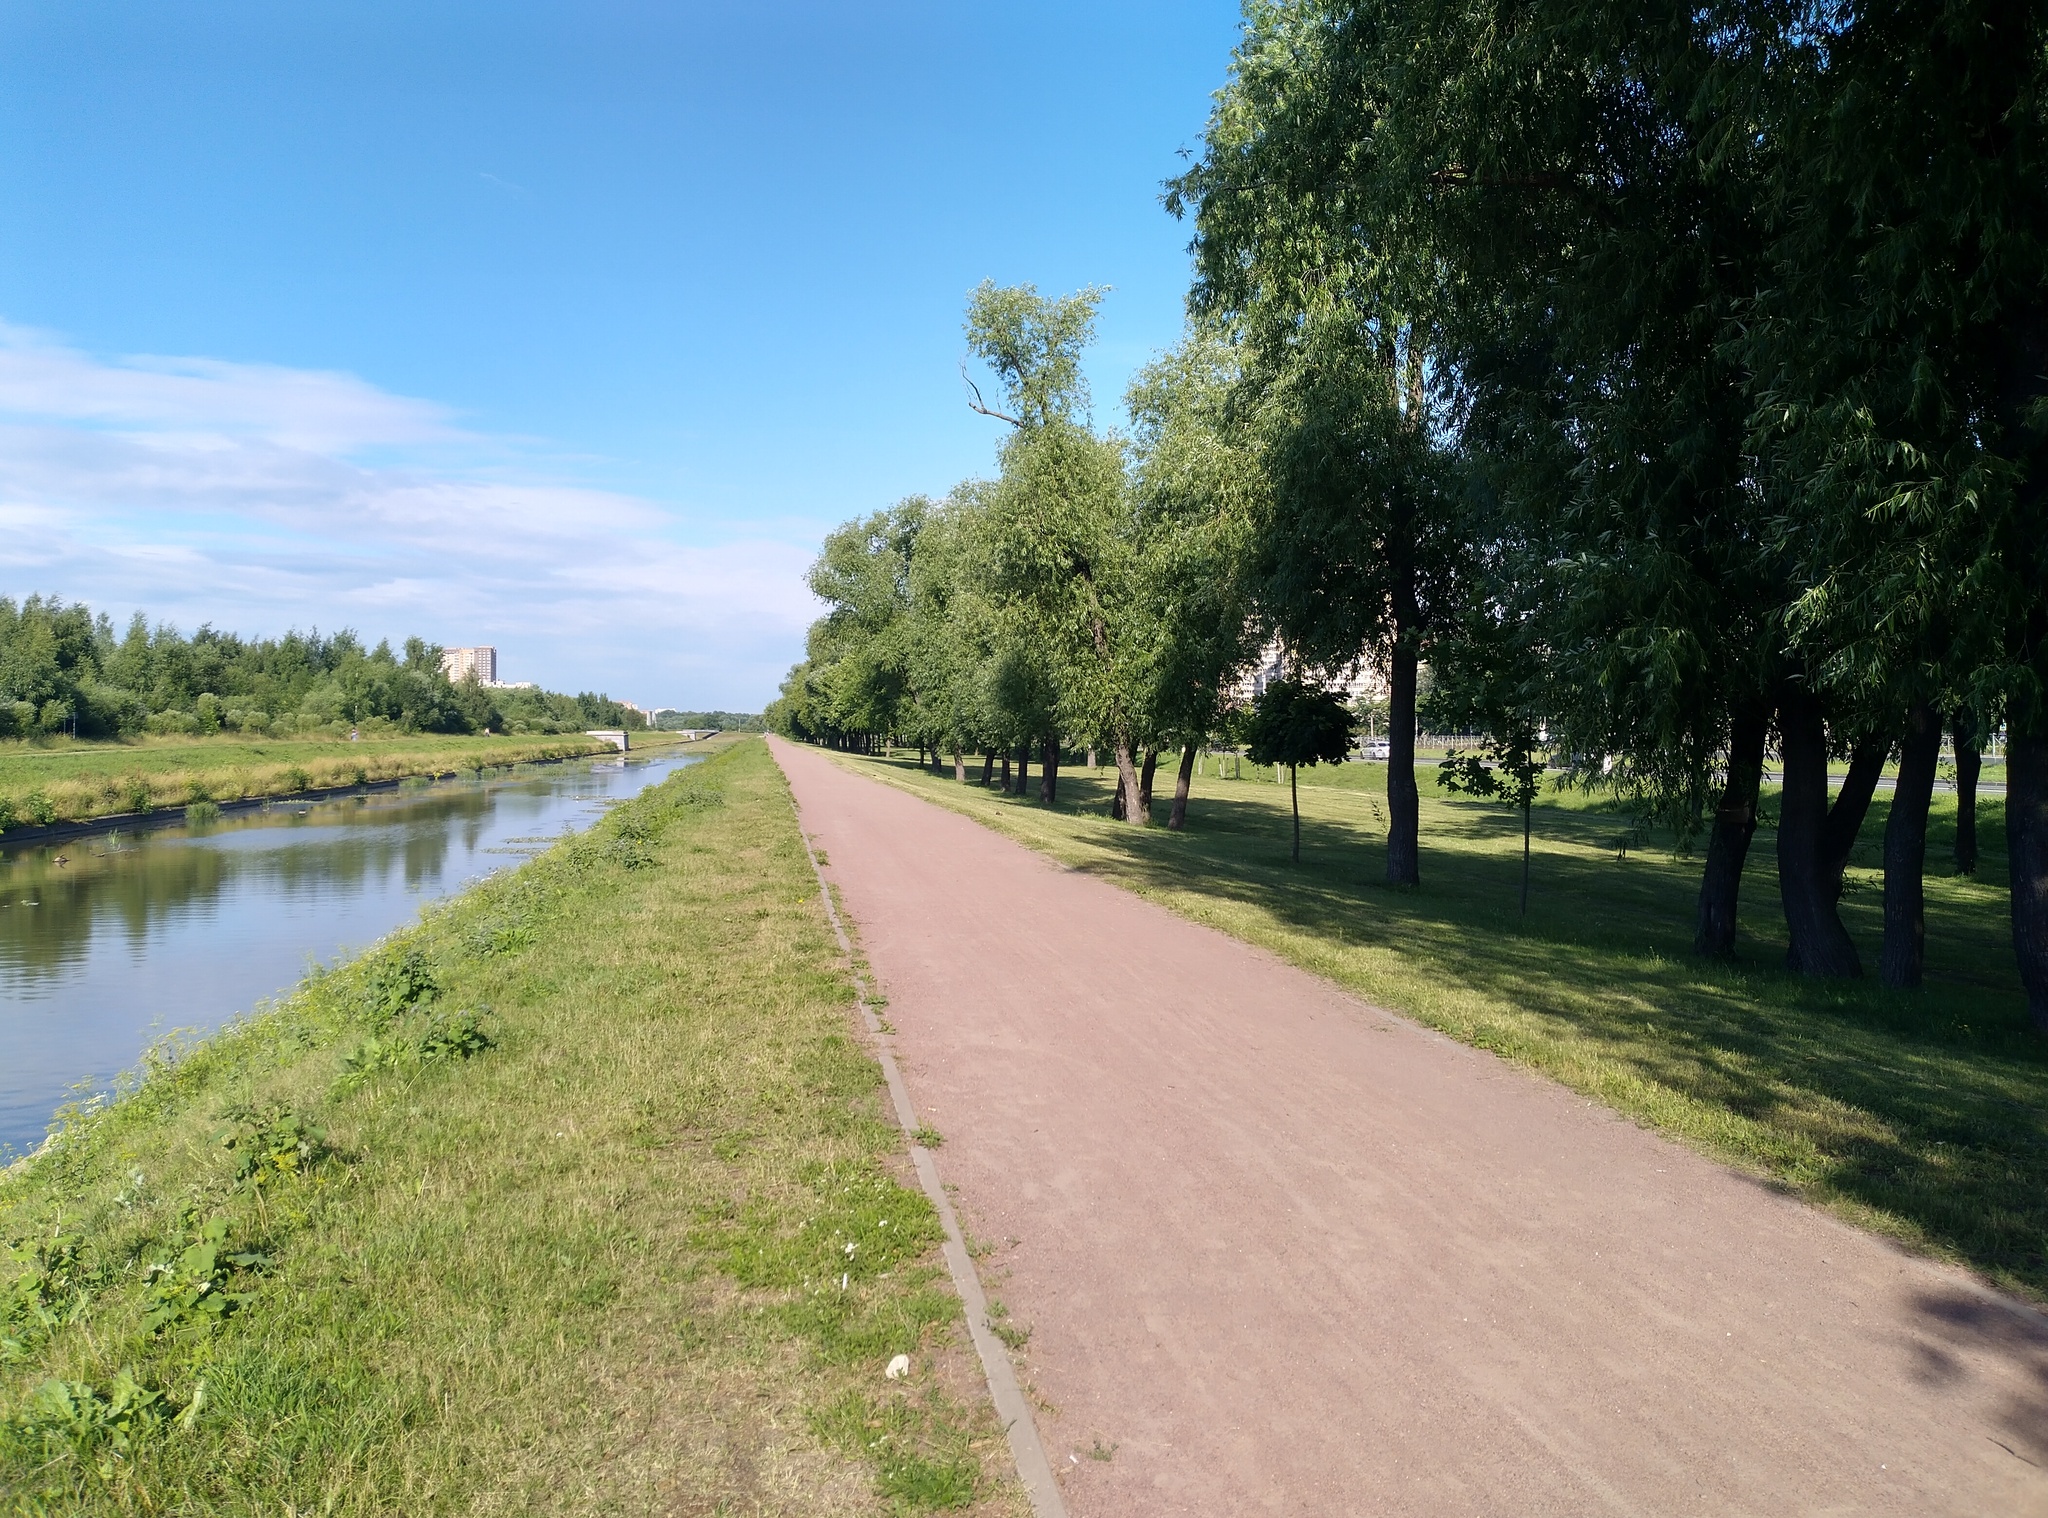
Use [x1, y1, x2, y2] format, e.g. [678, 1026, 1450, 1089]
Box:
[0, 753, 693, 1155]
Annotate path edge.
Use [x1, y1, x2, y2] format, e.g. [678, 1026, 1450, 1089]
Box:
[781, 749, 1068, 1518]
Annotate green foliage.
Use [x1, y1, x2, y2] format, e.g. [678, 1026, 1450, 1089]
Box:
[140, 1218, 269, 1335]
[2, 1368, 178, 1484]
[216, 1106, 332, 1189]
[1245, 681, 1357, 771]
[652, 709, 764, 732]
[1439, 743, 1541, 813]
[3, 1234, 92, 1364]
[0, 594, 650, 742]
[362, 946, 439, 1024]
[338, 1008, 496, 1087]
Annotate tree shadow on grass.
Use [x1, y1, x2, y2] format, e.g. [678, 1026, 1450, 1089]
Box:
[864, 754, 2048, 1300]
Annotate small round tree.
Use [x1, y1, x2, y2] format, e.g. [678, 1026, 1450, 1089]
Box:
[1246, 679, 1358, 862]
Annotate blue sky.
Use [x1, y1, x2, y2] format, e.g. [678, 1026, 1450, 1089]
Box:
[0, 1, 1244, 709]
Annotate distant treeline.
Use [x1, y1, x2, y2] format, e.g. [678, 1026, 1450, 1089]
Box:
[653, 710, 763, 733]
[0, 596, 645, 740]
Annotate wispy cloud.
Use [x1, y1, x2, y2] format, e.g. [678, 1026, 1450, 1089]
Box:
[0, 324, 816, 705]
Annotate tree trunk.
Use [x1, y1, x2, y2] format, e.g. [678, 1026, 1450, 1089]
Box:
[1520, 796, 1531, 916]
[1290, 766, 1301, 863]
[1015, 743, 1030, 797]
[1112, 736, 1145, 824]
[1167, 743, 1196, 830]
[953, 747, 966, 783]
[1953, 718, 1981, 875]
[1086, 746, 1097, 769]
[1776, 688, 1863, 977]
[1695, 700, 1769, 957]
[1039, 738, 1059, 803]
[999, 752, 1010, 791]
[980, 749, 994, 786]
[1821, 735, 1889, 902]
[1881, 702, 1942, 989]
[1386, 642, 1421, 886]
[2008, 728, 2048, 1034]
[1139, 748, 1159, 813]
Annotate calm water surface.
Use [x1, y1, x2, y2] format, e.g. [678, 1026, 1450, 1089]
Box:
[0, 751, 695, 1155]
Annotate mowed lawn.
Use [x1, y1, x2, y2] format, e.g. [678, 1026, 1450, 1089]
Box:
[1, 739, 1021, 1515]
[835, 749, 2048, 1304]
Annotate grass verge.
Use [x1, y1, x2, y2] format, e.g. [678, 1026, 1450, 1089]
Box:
[1, 737, 1021, 1515]
[832, 748, 2048, 1304]
[0, 734, 640, 833]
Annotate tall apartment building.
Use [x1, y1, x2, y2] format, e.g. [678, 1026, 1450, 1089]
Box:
[440, 645, 497, 684]
[1228, 638, 1390, 707]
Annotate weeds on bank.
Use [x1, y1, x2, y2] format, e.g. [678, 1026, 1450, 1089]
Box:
[1, 741, 1015, 1515]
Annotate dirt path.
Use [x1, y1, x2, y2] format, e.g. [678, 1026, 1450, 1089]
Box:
[770, 739, 2048, 1517]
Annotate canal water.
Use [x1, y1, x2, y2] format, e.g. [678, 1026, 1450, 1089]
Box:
[0, 750, 696, 1156]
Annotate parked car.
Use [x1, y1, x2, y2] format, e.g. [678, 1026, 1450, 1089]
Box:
[1361, 738, 1391, 761]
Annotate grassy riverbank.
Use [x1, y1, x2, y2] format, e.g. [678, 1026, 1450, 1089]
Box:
[835, 750, 2048, 1304]
[0, 733, 648, 833]
[0, 739, 1020, 1514]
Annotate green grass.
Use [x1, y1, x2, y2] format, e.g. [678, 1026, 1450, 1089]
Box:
[0, 738, 1022, 1515]
[841, 748, 2048, 1304]
[0, 732, 649, 831]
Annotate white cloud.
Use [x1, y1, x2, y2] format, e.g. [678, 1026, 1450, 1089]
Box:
[0, 325, 818, 706]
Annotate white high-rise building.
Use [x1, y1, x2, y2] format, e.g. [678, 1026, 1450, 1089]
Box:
[440, 646, 497, 684]
[1229, 639, 1389, 707]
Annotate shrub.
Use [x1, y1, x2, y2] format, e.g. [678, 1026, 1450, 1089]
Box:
[24, 789, 57, 826]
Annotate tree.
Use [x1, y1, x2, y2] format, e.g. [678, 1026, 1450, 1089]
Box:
[801, 500, 928, 751]
[1172, 3, 1469, 885]
[1246, 678, 1357, 863]
[1440, 734, 1544, 918]
[1124, 331, 1265, 830]
[964, 282, 1149, 822]
[1734, 0, 2048, 1011]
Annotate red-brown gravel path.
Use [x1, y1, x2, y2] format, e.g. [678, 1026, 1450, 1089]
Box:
[770, 739, 2048, 1518]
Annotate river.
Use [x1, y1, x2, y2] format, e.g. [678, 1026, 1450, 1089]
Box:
[0, 750, 696, 1156]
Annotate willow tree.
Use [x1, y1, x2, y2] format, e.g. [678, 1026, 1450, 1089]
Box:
[1171, 8, 1466, 885]
[799, 498, 927, 750]
[1124, 331, 1265, 829]
[964, 282, 1150, 822]
[1736, 0, 2048, 1009]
